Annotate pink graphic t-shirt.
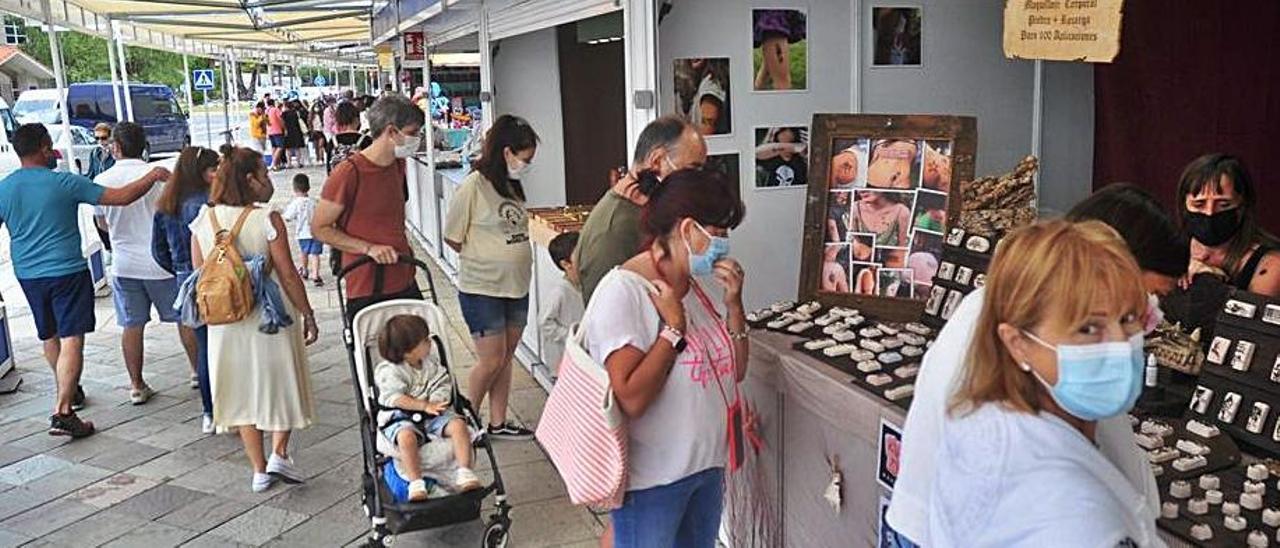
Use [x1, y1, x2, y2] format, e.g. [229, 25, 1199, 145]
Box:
[584, 269, 736, 491]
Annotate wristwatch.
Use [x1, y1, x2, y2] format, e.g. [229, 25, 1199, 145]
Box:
[659, 325, 688, 352]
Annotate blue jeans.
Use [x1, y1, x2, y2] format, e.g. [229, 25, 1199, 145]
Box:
[611, 467, 724, 548]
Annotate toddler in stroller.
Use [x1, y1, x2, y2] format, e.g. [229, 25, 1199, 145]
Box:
[375, 314, 483, 501]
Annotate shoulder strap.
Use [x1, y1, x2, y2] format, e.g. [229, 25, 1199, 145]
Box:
[1235, 245, 1275, 288]
[337, 158, 361, 229]
[227, 207, 255, 240]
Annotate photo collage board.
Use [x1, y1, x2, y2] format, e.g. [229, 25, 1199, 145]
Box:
[800, 114, 976, 320]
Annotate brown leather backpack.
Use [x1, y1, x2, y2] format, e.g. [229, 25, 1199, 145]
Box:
[197, 207, 257, 325]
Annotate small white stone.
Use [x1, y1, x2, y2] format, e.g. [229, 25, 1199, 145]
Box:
[1242, 492, 1265, 511]
[1224, 502, 1242, 517]
[1263, 507, 1280, 527]
[1191, 523, 1213, 541]
[1170, 480, 1192, 499]
[1161, 502, 1179, 519]
[1249, 464, 1271, 482]
[1200, 474, 1221, 491]
[1246, 480, 1267, 495]
[1207, 489, 1224, 505]
[1188, 498, 1209, 515]
[1225, 515, 1248, 532]
[1248, 530, 1268, 548]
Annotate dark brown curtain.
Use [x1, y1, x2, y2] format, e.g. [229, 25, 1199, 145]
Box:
[1093, 0, 1280, 234]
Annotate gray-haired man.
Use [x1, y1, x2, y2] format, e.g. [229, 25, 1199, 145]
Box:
[574, 115, 708, 302]
[312, 95, 426, 320]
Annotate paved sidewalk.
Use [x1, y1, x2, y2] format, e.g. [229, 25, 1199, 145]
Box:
[0, 166, 601, 547]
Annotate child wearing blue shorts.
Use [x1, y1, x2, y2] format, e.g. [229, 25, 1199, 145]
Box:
[375, 314, 482, 502]
[282, 173, 324, 286]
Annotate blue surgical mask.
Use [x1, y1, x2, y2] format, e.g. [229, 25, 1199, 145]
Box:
[1020, 331, 1145, 421]
[685, 221, 730, 277]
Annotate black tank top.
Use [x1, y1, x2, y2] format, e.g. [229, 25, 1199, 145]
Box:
[1233, 245, 1276, 290]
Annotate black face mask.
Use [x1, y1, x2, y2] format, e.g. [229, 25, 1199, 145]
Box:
[1185, 209, 1242, 247]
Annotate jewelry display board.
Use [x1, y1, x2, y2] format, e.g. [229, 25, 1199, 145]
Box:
[920, 227, 994, 331]
[799, 114, 977, 322]
[1186, 290, 1280, 458]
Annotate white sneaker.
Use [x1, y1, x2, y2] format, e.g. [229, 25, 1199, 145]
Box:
[201, 415, 214, 434]
[129, 385, 156, 405]
[267, 453, 306, 484]
[251, 472, 275, 493]
[189, 374, 199, 389]
[407, 479, 430, 502]
[455, 467, 482, 492]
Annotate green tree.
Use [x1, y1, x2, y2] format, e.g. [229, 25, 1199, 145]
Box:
[21, 23, 221, 104]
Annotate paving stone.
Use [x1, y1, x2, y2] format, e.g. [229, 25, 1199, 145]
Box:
[178, 533, 254, 548]
[505, 496, 601, 546]
[65, 473, 161, 509]
[485, 458, 567, 506]
[7, 429, 73, 453]
[40, 509, 147, 547]
[0, 454, 72, 485]
[264, 474, 353, 516]
[137, 422, 209, 450]
[25, 463, 115, 501]
[125, 446, 214, 482]
[0, 419, 47, 445]
[101, 416, 179, 441]
[0, 445, 33, 469]
[268, 494, 366, 547]
[84, 441, 170, 471]
[158, 495, 254, 534]
[0, 498, 99, 538]
[108, 484, 209, 520]
[170, 461, 296, 503]
[0, 486, 54, 521]
[0, 528, 31, 548]
[100, 522, 199, 548]
[206, 505, 309, 546]
[47, 434, 134, 463]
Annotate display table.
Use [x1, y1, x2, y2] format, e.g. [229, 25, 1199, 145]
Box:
[742, 330, 1198, 548]
[739, 329, 905, 547]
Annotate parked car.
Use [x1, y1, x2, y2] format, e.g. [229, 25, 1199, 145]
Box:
[11, 83, 191, 155]
[13, 88, 61, 124]
[0, 97, 23, 179]
[45, 123, 96, 175]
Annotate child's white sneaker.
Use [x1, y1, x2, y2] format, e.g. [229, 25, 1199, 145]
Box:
[455, 467, 482, 492]
[252, 472, 275, 493]
[201, 415, 214, 435]
[407, 479, 430, 502]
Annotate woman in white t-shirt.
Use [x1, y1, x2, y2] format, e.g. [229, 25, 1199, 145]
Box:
[927, 220, 1162, 548]
[443, 114, 540, 441]
[583, 169, 748, 548]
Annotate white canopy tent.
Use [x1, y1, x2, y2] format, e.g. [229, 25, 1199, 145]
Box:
[0, 0, 379, 159]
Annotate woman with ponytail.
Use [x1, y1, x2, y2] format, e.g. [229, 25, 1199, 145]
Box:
[443, 114, 540, 440]
[152, 146, 220, 433]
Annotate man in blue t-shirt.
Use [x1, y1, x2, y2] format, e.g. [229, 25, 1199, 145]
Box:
[0, 123, 169, 439]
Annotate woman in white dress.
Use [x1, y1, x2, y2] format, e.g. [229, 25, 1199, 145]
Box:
[191, 146, 319, 493]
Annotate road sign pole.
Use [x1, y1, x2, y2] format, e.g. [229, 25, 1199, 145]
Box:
[203, 90, 212, 148]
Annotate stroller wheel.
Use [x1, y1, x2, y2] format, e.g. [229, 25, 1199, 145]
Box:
[366, 532, 394, 547]
[482, 521, 509, 548]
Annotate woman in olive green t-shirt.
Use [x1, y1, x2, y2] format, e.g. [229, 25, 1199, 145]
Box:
[443, 114, 540, 440]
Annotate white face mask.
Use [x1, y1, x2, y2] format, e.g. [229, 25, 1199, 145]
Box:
[507, 156, 531, 179]
[393, 129, 421, 158]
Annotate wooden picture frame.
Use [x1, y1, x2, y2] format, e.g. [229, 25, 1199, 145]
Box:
[799, 113, 976, 321]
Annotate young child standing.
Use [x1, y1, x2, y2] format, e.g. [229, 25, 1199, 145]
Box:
[282, 173, 324, 286]
[539, 232, 584, 374]
[375, 315, 482, 501]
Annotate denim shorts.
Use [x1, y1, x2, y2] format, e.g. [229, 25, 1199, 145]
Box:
[18, 270, 96, 340]
[269, 134, 285, 148]
[298, 238, 324, 255]
[457, 292, 528, 337]
[611, 467, 725, 548]
[382, 410, 458, 446]
[111, 276, 180, 328]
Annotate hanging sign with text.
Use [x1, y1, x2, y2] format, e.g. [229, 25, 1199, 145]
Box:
[1003, 0, 1124, 63]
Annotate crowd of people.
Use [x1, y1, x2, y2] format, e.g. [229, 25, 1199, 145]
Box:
[0, 74, 1276, 546]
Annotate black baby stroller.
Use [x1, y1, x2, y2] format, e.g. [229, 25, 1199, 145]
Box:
[338, 255, 512, 547]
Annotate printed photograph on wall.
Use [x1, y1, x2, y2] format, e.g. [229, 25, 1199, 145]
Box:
[872, 7, 922, 67]
[752, 9, 807, 91]
[828, 138, 870, 190]
[704, 152, 742, 201]
[800, 113, 976, 320]
[754, 126, 809, 189]
[674, 57, 732, 136]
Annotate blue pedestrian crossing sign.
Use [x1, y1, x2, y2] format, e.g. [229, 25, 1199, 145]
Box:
[193, 69, 216, 91]
[314, 75, 327, 86]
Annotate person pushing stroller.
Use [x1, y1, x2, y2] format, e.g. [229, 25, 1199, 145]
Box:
[375, 314, 482, 502]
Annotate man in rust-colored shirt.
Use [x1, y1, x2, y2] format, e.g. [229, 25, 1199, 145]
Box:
[312, 95, 426, 320]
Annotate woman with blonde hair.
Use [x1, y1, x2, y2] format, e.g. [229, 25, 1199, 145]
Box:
[926, 220, 1161, 547]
